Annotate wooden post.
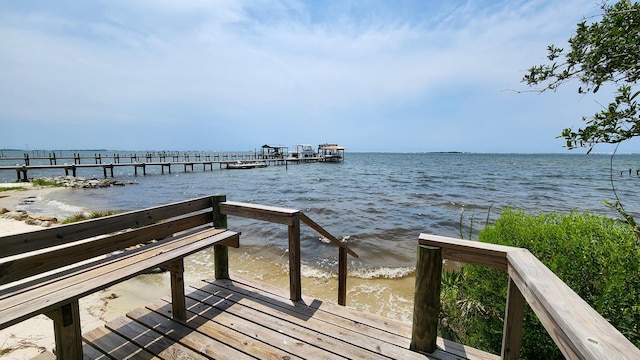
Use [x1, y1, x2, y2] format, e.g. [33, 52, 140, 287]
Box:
[163, 260, 186, 322]
[288, 213, 302, 302]
[501, 277, 525, 360]
[46, 301, 83, 359]
[338, 247, 347, 306]
[212, 194, 230, 280]
[410, 245, 442, 354]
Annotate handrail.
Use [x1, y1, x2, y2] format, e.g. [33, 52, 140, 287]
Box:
[217, 200, 358, 305]
[299, 212, 358, 258]
[412, 233, 640, 359]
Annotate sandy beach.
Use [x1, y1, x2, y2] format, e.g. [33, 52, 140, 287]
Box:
[0, 184, 170, 359]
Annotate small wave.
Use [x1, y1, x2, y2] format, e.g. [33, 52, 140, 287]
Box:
[349, 266, 415, 279]
[46, 200, 86, 214]
[301, 265, 336, 279]
[300, 264, 415, 280]
[318, 235, 350, 244]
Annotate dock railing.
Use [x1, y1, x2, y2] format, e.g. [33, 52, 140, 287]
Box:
[411, 233, 640, 360]
[211, 195, 358, 306]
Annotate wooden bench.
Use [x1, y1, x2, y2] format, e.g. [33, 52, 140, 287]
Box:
[0, 194, 239, 359]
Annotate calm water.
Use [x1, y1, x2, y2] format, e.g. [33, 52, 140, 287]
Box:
[2, 151, 639, 320]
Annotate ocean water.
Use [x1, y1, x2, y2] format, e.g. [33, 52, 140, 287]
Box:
[2, 151, 639, 320]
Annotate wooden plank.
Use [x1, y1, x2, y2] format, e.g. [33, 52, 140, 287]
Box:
[435, 338, 500, 360]
[209, 277, 414, 344]
[191, 281, 440, 360]
[83, 326, 160, 359]
[165, 295, 348, 360]
[106, 316, 208, 360]
[145, 299, 302, 360]
[82, 344, 111, 360]
[507, 250, 640, 360]
[0, 230, 239, 329]
[220, 201, 298, 225]
[0, 196, 213, 257]
[0, 227, 231, 303]
[183, 288, 392, 360]
[127, 307, 255, 360]
[207, 277, 500, 360]
[0, 212, 213, 285]
[31, 351, 56, 360]
[418, 234, 514, 270]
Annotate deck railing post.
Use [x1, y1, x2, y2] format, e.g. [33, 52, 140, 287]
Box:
[289, 213, 302, 302]
[501, 277, 525, 360]
[212, 194, 230, 280]
[410, 244, 442, 354]
[338, 247, 347, 305]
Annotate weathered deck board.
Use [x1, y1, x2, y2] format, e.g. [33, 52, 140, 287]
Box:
[83, 277, 499, 360]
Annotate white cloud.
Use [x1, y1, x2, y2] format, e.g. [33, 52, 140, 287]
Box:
[0, 0, 617, 151]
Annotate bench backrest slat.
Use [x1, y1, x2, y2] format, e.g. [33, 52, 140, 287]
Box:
[0, 211, 213, 286]
[0, 196, 214, 258]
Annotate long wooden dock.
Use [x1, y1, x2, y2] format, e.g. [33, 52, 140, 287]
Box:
[78, 276, 495, 360]
[0, 151, 331, 181]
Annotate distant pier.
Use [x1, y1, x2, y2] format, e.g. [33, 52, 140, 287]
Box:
[0, 149, 341, 181]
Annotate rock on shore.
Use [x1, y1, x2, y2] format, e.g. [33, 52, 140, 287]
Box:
[1, 208, 58, 228]
[36, 176, 134, 188]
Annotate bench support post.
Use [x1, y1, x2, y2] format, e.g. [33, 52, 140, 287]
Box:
[162, 260, 186, 322]
[212, 194, 230, 280]
[46, 301, 82, 360]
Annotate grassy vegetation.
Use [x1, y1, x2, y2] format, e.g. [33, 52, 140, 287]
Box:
[31, 178, 64, 187]
[440, 209, 640, 359]
[0, 187, 25, 192]
[62, 211, 119, 224]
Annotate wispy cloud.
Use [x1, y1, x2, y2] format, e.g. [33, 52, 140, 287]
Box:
[0, 0, 613, 151]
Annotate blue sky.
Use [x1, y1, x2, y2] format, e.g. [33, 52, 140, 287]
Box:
[1, 0, 635, 153]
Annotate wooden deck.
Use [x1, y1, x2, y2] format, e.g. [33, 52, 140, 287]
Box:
[79, 277, 498, 360]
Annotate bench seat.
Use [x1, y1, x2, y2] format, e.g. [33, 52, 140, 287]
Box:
[0, 195, 237, 359]
[0, 226, 239, 329]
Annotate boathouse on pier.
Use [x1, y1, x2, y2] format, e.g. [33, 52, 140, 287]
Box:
[259, 145, 288, 159]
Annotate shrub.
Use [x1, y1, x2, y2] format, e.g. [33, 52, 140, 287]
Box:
[440, 209, 639, 359]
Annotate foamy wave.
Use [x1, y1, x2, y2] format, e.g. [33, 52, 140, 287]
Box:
[300, 265, 415, 280]
[301, 265, 336, 279]
[318, 235, 350, 244]
[349, 266, 415, 279]
[45, 200, 85, 214]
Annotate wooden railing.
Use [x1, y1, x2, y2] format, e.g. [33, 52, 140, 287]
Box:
[411, 234, 640, 360]
[211, 195, 358, 305]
